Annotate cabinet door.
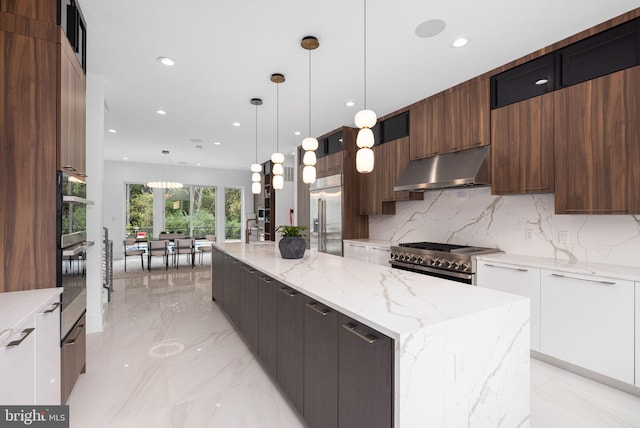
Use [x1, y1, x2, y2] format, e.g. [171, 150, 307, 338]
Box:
[225, 258, 241, 325]
[476, 261, 541, 351]
[554, 67, 638, 214]
[540, 270, 634, 384]
[0, 323, 36, 404]
[35, 301, 61, 404]
[238, 263, 258, 352]
[338, 314, 393, 428]
[443, 78, 490, 153]
[61, 313, 85, 403]
[257, 274, 277, 378]
[303, 299, 339, 428]
[276, 284, 304, 413]
[409, 95, 443, 160]
[0, 0, 57, 21]
[491, 93, 554, 195]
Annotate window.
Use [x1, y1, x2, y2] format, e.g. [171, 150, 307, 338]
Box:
[126, 184, 153, 238]
[164, 187, 190, 234]
[224, 187, 242, 241]
[192, 186, 216, 239]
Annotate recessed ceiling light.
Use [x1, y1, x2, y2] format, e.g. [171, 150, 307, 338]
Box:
[452, 37, 469, 48]
[122, 157, 128, 160]
[345, 101, 356, 107]
[157, 57, 175, 66]
[156, 110, 167, 115]
[415, 19, 446, 38]
[214, 142, 221, 146]
[108, 129, 117, 133]
[291, 151, 296, 155]
[232, 122, 240, 127]
[294, 131, 302, 136]
[535, 79, 549, 85]
[196, 163, 201, 166]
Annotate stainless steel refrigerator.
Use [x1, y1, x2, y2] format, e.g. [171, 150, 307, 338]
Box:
[310, 174, 343, 256]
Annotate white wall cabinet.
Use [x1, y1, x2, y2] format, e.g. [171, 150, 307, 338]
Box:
[540, 269, 634, 384]
[476, 261, 541, 351]
[343, 241, 391, 267]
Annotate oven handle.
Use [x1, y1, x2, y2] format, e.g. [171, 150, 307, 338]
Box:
[390, 260, 415, 270]
[392, 261, 474, 281]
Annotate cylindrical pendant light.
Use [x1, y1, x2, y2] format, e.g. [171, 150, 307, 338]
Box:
[250, 98, 263, 195]
[270, 73, 286, 190]
[301, 35, 320, 184]
[354, 0, 376, 173]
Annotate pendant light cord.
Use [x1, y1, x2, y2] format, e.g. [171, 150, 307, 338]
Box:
[308, 49, 312, 136]
[276, 82, 280, 153]
[255, 103, 258, 163]
[363, 0, 367, 110]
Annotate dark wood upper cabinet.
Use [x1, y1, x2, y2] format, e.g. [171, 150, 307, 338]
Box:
[491, 54, 555, 108]
[443, 77, 490, 152]
[491, 92, 554, 195]
[409, 95, 444, 160]
[1, 0, 57, 22]
[554, 66, 639, 214]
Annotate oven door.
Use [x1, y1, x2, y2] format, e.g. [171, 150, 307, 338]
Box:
[391, 260, 474, 285]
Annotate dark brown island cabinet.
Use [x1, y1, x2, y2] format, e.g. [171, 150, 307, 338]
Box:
[211, 248, 394, 428]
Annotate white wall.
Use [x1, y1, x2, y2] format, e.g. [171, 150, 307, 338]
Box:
[369, 187, 640, 268]
[103, 160, 253, 257]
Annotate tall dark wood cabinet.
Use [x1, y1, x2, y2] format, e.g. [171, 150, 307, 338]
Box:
[0, 9, 58, 292]
[491, 93, 555, 194]
[276, 284, 304, 413]
[338, 314, 393, 428]
[554, 66, 640, 214]
[303, 298, 339, 428]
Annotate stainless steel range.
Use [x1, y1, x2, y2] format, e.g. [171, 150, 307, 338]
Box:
[389, 242, 502, 285]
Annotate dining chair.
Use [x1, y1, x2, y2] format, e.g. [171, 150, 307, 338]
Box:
[123, 238, 145, 272]
[147, 239, 168, 271]
[174, 238, 195, 269]
[198, 234, 216, 265]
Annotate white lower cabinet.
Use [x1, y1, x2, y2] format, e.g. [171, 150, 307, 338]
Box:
[636, 281, 640, 387]
[35, 302, 61, 404]
[343, 241, 391, 267]
[540, 269, 634, 384]
[476, 261, 541, 351]
[0, 321, 36, 404]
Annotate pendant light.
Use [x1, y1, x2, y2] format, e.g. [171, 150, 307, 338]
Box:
[270, 73, 285, 190]
[250, 98, 263, 195]
[147, 150, 184, 189]
[354, 0, 376, 173]
[301, 36, 319, 185]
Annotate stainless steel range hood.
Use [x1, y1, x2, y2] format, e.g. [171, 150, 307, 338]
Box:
[394, 145, 491, 192]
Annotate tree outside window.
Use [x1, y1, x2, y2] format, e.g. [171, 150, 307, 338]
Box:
[225, 187, 241, 240]
[126, 184, 153, 238]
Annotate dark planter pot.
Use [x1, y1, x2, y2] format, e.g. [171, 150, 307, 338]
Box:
[278, 237, 306, 259]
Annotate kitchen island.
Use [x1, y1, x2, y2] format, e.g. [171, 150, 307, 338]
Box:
[213, 242, 530, 428]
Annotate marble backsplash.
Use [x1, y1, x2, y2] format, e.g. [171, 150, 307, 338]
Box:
[369, 187, 640, 268]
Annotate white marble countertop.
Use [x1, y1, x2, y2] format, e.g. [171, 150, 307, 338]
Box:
[0, 288, 62, 344]
[477, 253, 640, 282]
[215, 242, 526, 339]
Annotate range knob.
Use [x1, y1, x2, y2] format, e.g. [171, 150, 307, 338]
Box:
[416, 257, 424, 264]
[434, 259, 443, 267]
[445, 260, 453, 268]
[460, 263, 470, 272]
[409, 256, 417, 263]
[452, 262, 460, 270]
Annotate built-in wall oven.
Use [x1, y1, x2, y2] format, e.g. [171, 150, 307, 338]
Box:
[389, 242, 502, 285]
[57, 171, 93, 338]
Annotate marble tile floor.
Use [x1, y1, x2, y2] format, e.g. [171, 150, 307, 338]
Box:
[68, 262, 640, 427]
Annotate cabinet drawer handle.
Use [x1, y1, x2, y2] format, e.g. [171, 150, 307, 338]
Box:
[241, 265, 255, 273]
[564, 209, 628, 213]
[550, 273, 615, 285]
[259, 275, 273, 283]
[472, 141, 483, 146]
[64, 324, 85, 346]
[43, 302, 61, 314]
[278, 287, 298, 297]
[305, 301, 331, 316]
[341, 322, 378, 344]
[523, 186, 549, 191]
[6, 328, 35, 348]
[483, 263, 528, 272]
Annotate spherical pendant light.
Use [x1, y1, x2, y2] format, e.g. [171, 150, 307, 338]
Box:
[303, 151, 317, 166]
[356, 128, 375, 148]
[251, 163, 262, 173]
[354, 109, 377, 129]
[302, 137, 319, 151]
[302, 165, 316, 184]
[272, 174, 284, 190]
[356, 147, 374, 173]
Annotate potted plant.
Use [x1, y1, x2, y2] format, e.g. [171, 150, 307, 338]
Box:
[275, 225, 308, 259]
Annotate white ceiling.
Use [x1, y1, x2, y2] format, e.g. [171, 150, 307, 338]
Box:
[82, 0, 640, 171]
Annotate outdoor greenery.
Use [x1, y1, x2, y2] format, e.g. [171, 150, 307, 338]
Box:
[126, 184, 153, 237]
[225, 188, 241, 240]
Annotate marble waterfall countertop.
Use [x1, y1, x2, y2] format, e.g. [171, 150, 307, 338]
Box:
[0, 288, 62, 345]
[214, 242, 531, 427]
